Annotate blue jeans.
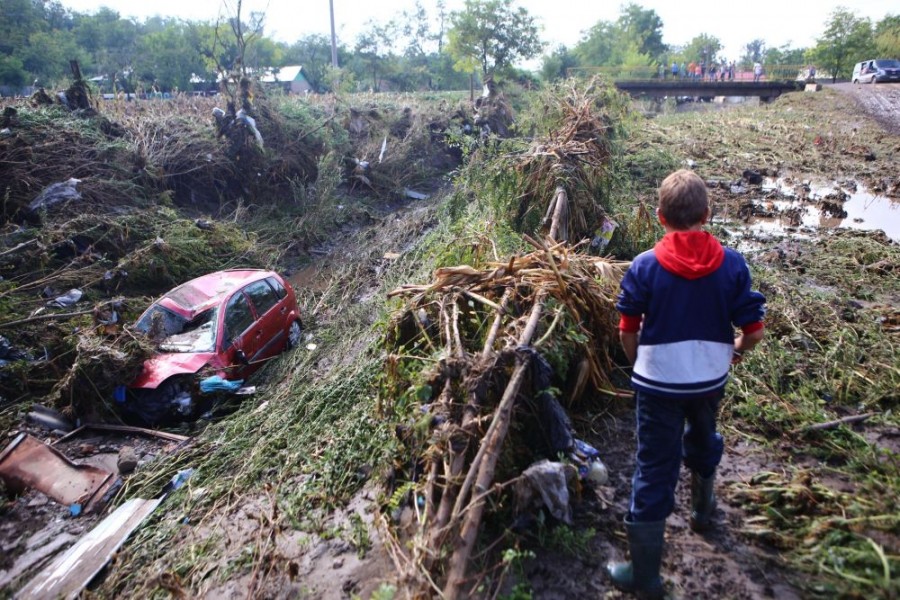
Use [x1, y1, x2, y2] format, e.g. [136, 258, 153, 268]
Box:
[629, 389, 724, 522]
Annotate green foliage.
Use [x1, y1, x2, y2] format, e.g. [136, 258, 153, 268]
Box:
[616, 3, 667, 61]
[810, 8, 876, 80]
[681, 34, 723, 65]
[540, 45, 579, 82]
[741, 39, 767, 65]
[874, 14, 900, 57]
[447, 0, 543, 78]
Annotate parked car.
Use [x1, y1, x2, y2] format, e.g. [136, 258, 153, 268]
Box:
[120, 269, 302, 423]
[852, 59, 900, 84]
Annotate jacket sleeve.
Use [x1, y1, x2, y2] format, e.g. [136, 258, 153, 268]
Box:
[730, 257, 766, 328]
[616, 261, 648, 329]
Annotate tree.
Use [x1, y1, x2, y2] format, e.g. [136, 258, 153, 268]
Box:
[446, 0, 543, 80]
[73, 8, 138, 87]
[810, 8, 875, 82]
[741, 39, 766, 66]
[541, 44, 578, 82]
[763, 43, 807, 66]
[874, 14, 900, 57]
[617, 3, 666, 61]
[682, 34, 723, 66]
[133, 20, 210, 91]
[571, 5, 663, 78]
[354, 19, 399, 91]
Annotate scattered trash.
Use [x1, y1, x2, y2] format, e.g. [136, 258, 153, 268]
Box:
[173, 390, 193, 415]
[235, 386, 256, 395]
[403, 188, 429, 200]
[742, 169, 763, 185]
[306, 343, 317, 351]
[591, 216, 618, 253]
[0, 334, 33, 366]
[162, 468, 194, 495]
[16, 497, 163, 599]
[47, 288, 83, 308]
[0, 433, 117, 514]
[570, 439, 609, 484]
[514, 460, 576, 524]
[199, 375, 244, 394]
[383, 252, 402, 260]
[235, 109, 263, 148]
[26, 178, 82, 214]
[26, 404, 74, 433]
[378, 135, 388, 163]
[194, 218, 214, 230]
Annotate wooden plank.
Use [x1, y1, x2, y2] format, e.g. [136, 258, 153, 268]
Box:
[17, 498, 162, 599]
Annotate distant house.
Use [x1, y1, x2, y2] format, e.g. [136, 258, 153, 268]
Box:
[259, 66, 312, 94]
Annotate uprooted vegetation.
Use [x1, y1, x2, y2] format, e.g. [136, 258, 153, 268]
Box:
[0, 88, 471, 424]
[0, 78, 898, 599]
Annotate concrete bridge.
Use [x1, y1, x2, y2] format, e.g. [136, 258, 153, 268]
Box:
[613, 80, 805, 102]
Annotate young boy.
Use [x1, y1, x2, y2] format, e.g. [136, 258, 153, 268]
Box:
[607, 169, 766, 598]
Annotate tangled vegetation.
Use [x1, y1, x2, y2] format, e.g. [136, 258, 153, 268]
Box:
[0, 75, 897, 599]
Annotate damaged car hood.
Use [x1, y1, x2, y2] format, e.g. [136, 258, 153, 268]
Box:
[130, 353, 216, 389]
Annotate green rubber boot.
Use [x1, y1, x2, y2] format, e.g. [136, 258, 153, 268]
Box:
[689, 470, 717, 532]
[606, 518, 665, 599]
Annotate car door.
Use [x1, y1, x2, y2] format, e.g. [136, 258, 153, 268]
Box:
[222, 289, 262, 378]
[242, 279, 286, 360]
[864, 61, 876, 83]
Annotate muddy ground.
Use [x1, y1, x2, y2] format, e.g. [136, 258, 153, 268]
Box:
[832, 82, 900, 134]
[265, 83, 900, 599]
[1, 83, 898, 599]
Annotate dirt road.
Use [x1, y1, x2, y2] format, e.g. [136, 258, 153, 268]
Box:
[830, 81, 900, 134]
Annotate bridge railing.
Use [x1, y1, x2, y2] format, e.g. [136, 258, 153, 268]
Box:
[567, 65, 813, 82]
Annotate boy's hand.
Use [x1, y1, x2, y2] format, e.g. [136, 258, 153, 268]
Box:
[619, 331, 638, 365]
[731, 349, 744, 365]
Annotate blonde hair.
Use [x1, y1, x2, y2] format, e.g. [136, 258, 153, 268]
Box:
[658, 169, 709, 229]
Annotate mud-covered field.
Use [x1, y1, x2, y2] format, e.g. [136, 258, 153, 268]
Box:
[1, 81, 898, 599]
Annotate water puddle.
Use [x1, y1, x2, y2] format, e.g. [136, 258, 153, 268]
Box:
[716, 178, 900, 243]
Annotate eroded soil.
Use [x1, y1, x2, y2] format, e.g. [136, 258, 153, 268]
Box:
[2, 84, 897, 599]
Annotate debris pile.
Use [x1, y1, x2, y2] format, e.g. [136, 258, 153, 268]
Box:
[383, 230, 627, 596]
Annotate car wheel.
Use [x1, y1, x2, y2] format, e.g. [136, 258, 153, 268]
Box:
[285, 319, 303, 350]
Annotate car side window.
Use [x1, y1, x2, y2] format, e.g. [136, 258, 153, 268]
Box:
[244, 280, 280, 316]
[266, 276, 287, 299]
[224, 292, 255, 342]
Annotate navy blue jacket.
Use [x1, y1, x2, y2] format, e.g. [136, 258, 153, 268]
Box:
[616, 231, 766, 397]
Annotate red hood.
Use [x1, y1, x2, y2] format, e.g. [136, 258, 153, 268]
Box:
[130, 352, 215, 389]
[654, 231, 724, 279]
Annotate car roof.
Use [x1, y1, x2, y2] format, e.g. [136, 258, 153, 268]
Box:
[159, 269, 274, 316]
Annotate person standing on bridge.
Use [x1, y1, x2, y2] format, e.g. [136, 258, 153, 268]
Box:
[672, 61, 679, 79]
[753, 61, 763, 82]
[680, 62, 687, 79]
[688, 61, 696, 80]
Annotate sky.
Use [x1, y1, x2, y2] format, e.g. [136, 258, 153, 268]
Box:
[58, 0, 897, 66]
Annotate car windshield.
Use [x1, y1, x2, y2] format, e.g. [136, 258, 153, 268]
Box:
[135, 305, 218, 353]
[875, 59, 900, 68]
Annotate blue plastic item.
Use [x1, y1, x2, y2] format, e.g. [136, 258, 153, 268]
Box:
[199, 376, 244, 394]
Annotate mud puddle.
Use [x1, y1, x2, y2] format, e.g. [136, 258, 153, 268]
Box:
[717, 178, 900, 247]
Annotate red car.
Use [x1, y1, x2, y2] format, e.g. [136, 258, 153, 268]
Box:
[121, 269, 302, 423]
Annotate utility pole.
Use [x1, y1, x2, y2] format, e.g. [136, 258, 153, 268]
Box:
[329, 0, 338, 68]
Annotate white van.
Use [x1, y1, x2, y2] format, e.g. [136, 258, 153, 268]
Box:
[852, 59, 900, 84]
